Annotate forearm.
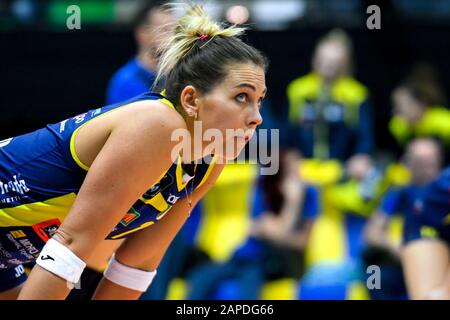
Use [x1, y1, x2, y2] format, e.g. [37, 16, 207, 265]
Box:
[278, 191, 303, 233]
[17, 265, 71, 300]
[365, 213, 400, 255]
[92, 277, 142, 300]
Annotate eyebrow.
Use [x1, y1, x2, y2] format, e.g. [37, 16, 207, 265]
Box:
[235, 83, 268, 95]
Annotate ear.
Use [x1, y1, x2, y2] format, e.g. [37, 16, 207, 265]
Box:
[179, 85, 200, 117]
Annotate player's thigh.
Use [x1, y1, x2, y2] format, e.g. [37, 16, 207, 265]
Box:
[0, 265, 28, 300]
[402, 239, 449, 299]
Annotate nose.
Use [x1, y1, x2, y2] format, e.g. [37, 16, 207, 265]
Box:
[247, 105, 263, 128]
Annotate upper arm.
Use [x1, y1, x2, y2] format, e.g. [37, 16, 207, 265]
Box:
[364, 190, 400, 242]
[56, 108, 184, 260]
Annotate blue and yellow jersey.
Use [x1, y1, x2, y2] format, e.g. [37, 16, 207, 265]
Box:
[0, 92, 216, 269]
[286, 72, 373, 160]
[404, 166, 450, 244]
[389, 106, 450, 147]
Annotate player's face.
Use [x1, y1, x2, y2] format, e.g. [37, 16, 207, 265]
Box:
[313, 41, 349, 83]
[198, 63, 266, 160]
[392, 88, 425, 124]
[140, 9, 175, 56]
[407, 142, 441, 185]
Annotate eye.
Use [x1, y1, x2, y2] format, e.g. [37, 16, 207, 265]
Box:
[257, 96, 266, 109]
[235, 93, 247, 103]
[257, 97, 263, 107]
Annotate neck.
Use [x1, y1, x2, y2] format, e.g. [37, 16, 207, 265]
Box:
[180, 117, 210, 164]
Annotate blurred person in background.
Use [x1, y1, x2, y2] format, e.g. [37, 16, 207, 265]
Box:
[286, 29, 374, 181]
[389, 64, 450, 160]
[106, 0, 175, 104]
[401, 165, 450, 299]
[284, 29, 377, 300]
[363, 138, 443, 299]
[186, 149, 319, 300]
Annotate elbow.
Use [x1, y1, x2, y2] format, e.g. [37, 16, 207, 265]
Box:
[51, 226, 93, 261]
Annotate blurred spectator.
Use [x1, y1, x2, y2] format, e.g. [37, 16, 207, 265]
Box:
[106, 0, 174, 104]
[363, 138, 443, 299]
[389, 64, 450, 159]
[285, 29, 374, 180]
[185, 149, 319, 299]
[401, 165, 450, 300]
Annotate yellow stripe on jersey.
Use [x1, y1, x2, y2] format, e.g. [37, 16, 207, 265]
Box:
[0, 193, 76, 227]
[420, 226, 438, 239]
[158, 97, 175, 110]
[69, 97, 176, 172]
[196, 154, 217, 190]
[140, 192, 170, 213]
[176, 156, 192, 192]
[70, 125, 90, 171]
[110, 221, 155, 239]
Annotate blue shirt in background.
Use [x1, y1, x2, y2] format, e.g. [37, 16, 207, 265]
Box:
[380, 185, 426, 219]
[404, 167, 450, 244]
[106, 58, 156, 104]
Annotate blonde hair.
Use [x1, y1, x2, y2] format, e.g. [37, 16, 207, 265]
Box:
[152, 3, 268, 107]
[155, 4, 246, 85]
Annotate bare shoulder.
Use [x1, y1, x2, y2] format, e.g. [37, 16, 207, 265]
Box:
[110, 100, 186, 157]
[128, 99, 186, 133]
[74, 99, 185, 168]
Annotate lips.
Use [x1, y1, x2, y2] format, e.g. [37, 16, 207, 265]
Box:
[234, 129, 255, 144]
[245, 129, 255, 142]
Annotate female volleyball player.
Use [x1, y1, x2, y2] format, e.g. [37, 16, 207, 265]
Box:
[0, 5, 267, 299]
[401, 166, 450, 299]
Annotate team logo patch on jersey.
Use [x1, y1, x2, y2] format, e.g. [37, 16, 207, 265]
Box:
[32, 219, 61, 242]
[143, 173, 174, 199]
[120, 208, 141, 226]
[10, 230, 26, 239]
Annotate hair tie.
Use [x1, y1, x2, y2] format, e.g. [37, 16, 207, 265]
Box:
[196, 34, 209, 41]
